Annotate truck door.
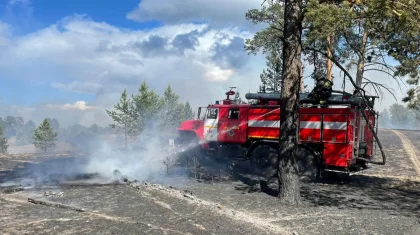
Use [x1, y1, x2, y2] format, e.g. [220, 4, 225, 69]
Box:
[218, 107, 247, 144]
[203, 108, 219, 142]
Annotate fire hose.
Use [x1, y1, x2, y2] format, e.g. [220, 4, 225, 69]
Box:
[356, 99, 386, 165]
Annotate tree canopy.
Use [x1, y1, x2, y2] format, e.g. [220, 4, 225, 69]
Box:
[33, 118, 58, 153]
[105, 89, 140, 148]
[106, 82, 194, 147]
[245, 0, 420, 204]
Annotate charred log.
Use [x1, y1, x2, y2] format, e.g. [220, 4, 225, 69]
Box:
[28, 197, 85, 212]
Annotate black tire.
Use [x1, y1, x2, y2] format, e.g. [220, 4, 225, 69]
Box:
[249, 144, 279, 180]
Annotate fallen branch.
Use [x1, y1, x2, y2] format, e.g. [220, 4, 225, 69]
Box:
[1, 185, 25, 194]
[27, 197, 85, 212]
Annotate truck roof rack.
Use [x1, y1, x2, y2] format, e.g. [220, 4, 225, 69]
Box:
[245, 92, 378, 107]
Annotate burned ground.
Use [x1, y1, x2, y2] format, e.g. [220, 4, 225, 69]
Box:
[1, 129, 420, 235]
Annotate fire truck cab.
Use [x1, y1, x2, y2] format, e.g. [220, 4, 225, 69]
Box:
[175, 88, 384, 179]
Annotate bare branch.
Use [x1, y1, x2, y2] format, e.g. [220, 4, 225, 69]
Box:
[372, 50, 407, 91]
[362, 81, 382, 100]
[364, 68, 399, 79]
[364, 61, 397, 72]
[362, 77, 398, 102]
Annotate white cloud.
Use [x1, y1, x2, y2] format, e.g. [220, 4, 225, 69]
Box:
[0, 15, 264, 127]
[8, 0, 31, 4]
[45, 101, 95, 111]
[51, 81, 103, 94]
[127, 0, 262, 30]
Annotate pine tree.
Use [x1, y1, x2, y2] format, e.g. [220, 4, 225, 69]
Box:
[276, 0, 305, 205]
[4, 116, 16, 137]
[33, 118, 58, 153]
[106, 89, 139, 148]
[132, 81, 162, 131]
[245, 1, 285, 92]
[305, 0, 420, 95]
[260, 48, 282, 93]
[159, 85, 185, 139]
[184, 102, 194, 120]
[0, 126, 8, 154]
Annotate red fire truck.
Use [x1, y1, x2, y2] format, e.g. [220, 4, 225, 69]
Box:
[174, 88, 386, 179]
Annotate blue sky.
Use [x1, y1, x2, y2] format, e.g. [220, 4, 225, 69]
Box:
[0, 0, 161, 106]
[0, 0, 162, 33]
[0, 0, 409, 127]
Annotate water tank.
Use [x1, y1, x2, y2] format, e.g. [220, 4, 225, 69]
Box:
[245, 93, 281, 100]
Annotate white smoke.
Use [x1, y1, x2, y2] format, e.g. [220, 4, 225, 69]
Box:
[83, 134, 170, 181]
[80, 107, 196, 183]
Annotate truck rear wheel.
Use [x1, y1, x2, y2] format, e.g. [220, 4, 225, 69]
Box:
[249, 143, 327, 184]
[250, 144, 279, 180]
[295, 145, 321, 179]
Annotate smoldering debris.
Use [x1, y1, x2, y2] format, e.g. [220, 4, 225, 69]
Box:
[27, 197, 85, 212]
[44, 190, 64, 197]
[113, 169, 199, 202]
[1, 185, 25, 194]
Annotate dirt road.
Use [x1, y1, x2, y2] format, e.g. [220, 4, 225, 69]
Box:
[392, 130, 420, 177]
[1, 129, 420, 235]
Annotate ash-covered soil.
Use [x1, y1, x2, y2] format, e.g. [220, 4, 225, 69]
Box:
[1, 129, 420, 235]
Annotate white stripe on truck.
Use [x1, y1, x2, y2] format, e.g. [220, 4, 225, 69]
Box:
[248, 120, 280, 128]
[299, 121, 321, 129]
[248, 120, 347, 130]
[323, 122, 347, 130]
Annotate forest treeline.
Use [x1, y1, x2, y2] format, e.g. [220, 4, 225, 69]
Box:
[379, 104, 420, 129]
[0, 81, 196, 153]
[0, 115, 118, 153]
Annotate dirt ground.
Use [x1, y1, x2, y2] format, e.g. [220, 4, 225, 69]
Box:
[6, 137, 76, 154]
[1, 129, 420, 235]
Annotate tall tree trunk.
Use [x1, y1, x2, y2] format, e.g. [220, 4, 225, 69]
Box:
[300, 62, 305, 92]
[278, 0, 303, 204]
[326, 34, 334, 81]
[355, 30, 368, 89]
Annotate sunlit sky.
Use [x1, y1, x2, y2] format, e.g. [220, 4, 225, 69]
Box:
[0, 0, 409, 127]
